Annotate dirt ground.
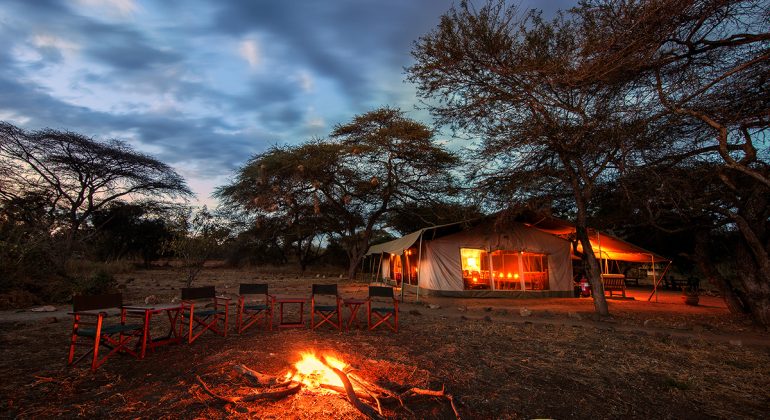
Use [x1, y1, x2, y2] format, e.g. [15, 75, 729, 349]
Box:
[1, 266, 769, 419]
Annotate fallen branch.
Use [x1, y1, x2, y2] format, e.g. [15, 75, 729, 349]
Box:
[321, 358, 385, 420]
[196, 375, 302, 404]
[402, 385, 460, 419]
[232, 364, 279, 386]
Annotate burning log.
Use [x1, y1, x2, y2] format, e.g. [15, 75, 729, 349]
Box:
[320, 357, 385, 420]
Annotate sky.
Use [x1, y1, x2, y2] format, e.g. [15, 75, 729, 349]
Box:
[0, 0, 571, 207]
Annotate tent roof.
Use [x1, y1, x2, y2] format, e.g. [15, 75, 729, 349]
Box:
[365, 222, 465, 256]
[524, 217, 669, 263]
[368, 215, 668, 264]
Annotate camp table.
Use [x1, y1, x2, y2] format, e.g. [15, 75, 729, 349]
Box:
[274, 295, 308, 328]
[124, 303, 184, 359]
[343, 298, 367, 330]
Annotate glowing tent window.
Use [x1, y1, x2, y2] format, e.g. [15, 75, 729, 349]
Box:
[461, 248, 549, 291]
[461, 248, 489, 290]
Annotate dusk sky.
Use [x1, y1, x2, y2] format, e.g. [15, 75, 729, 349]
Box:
[1, 0, 570, 206]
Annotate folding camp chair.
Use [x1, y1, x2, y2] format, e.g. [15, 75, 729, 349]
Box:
[236, 283, 274, 334]
[180, 286, 230, 343]
[68, 293, 143, 371]
[311, 284, 342, 330]
[367, 286, 398, 332]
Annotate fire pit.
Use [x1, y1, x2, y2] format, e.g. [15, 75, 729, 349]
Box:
[195, 351, 459, 419]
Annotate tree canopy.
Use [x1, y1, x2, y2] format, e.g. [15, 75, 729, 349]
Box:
[217, 107, 458, 277]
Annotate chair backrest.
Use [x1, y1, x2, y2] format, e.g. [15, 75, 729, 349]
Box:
[181, 286, 216, 300]
[239, 283, 268, 295]
[312, 284, 338, 296]
[73, 293, 123, 312]
[369, 286, 394, 299]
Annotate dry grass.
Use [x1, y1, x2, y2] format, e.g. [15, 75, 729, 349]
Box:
[1, 266, 768, 419]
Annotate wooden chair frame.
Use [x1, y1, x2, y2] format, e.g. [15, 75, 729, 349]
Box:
[367, 286, 398, 332]
[236, 283, 274, 334]
[311, 284, 342, 330]
[180, 286, 230, 344]
[68, 293, 143, 371]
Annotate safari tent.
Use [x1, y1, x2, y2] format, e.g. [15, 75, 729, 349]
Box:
[366, 216, 670, 298]
[365, 220, 575, 297]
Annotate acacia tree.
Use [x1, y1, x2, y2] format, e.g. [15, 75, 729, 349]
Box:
[576, 0, 770, 324]
[218, 107, 457, 278]
[408, 1, 651, 316]
[0, 122, 192, 254]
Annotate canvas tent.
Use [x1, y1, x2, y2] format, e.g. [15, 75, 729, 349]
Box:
[366, 220, 575, 297]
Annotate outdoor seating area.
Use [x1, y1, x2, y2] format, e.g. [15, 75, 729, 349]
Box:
[67, 284, 398, 371]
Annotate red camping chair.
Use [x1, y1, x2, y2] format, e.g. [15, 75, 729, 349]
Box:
[367, 286, 398, 332]
[236, 283, 274, 334]
[68, 293, 143, 371]
[180, 286, 230, 343]
[311, 284, 342, 330]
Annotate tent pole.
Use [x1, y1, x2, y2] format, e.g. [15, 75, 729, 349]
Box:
[375, 253, 383, 285]
[647, 261, 672, 302]
[399, 253, 405, 302]
[488, 246, 496, 291]
[652, 255, 656, 302]
[416, 233, 423, 303]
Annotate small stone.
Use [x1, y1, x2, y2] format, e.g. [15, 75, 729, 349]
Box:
[729, 339, 742, 346]
[457, 306, 467, 312]
[519, 308, 532, 317]
[484, 315, 492, 322]
[460, 315, 468, 320]
[316, 274, 321, 278]
[30, 305, 56, 312]
[673, 322, 690, 330]
[427, 304, 441, 310]
[44, 316, 58, 323]
[339, 274, 345, 279]
[408, 309, 422, 316]
[568, 312, 582, 320]
[484, 307, 493, 312]
[643, 319, 655, 328]
[144, 295, 159, 305]
[171, 296, 180, 303]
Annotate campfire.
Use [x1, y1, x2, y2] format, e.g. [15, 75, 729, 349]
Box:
[195, 351, 459, 419]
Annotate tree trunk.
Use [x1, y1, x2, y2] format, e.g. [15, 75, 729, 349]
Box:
[575, 199, 610, 317]
[734, 241, 770, 327]
[693, 230, 750, 315]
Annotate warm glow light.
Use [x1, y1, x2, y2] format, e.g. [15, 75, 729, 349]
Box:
[507, 272, 512, 279]
[292, 352, 346, 388]
[466, 257, 477, 269]
[498, 272, 503, 278]
[514, 273, 520, 279]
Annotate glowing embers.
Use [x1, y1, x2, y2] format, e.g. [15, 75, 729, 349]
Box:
[287, 351, 347, 389]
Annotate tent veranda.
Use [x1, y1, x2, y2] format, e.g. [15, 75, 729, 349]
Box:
[523, 218, 672, 301]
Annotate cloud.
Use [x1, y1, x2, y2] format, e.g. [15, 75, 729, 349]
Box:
[75, 0, 140, 18]
[238, 38, 262, 70]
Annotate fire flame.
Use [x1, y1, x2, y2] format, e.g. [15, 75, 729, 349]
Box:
[288, 352, 347, 388]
